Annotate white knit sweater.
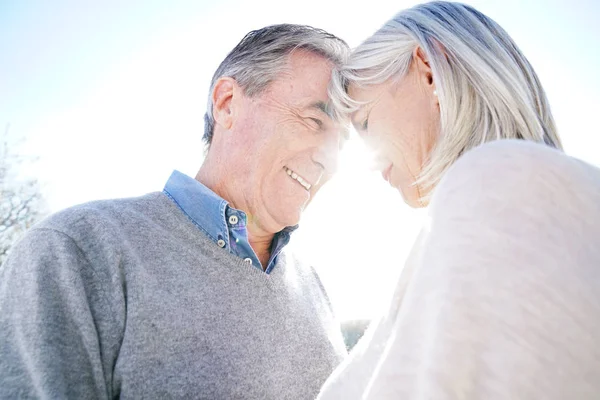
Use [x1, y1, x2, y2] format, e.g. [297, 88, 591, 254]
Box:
[318, 140, 600, 399]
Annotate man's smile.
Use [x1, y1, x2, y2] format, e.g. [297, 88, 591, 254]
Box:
[284, 166, 312, 191]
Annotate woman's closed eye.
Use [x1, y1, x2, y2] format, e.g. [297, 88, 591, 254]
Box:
[361, 117, 369, 131]
[352, 108, 371, 135]
[356, 114, 370, 136]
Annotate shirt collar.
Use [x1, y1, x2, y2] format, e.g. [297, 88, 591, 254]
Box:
[162, 170, 298, 272]
[163, 170, 228, 244]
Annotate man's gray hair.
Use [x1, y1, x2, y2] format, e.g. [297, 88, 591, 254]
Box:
[330, 1, 562, 203]
[203, 24, 349, 146]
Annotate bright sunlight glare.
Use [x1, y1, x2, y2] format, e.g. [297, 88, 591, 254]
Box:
[2, 0, 599, 321]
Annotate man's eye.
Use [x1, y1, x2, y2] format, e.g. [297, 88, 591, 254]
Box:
[308, 117, 323, 129]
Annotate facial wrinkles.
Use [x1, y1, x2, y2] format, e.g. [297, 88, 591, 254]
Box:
[354, 86, 419, 198]
[385, 96, 422, 189]
[273, 97, 327, 133]
[396, 135, 422, 199]
[256, 96, 298, 126]
[257, 82, 334, 189]
[250, 96, 316, 190]
[391, 91, 431, 204]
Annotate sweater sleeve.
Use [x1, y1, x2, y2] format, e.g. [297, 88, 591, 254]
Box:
[0, 227, 125, 399]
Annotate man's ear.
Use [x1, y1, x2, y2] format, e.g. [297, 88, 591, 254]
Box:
[212, 77, 237, 130]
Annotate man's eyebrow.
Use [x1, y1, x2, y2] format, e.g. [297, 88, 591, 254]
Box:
[308, 100, 349, 140]
[309, 101, 333, 118]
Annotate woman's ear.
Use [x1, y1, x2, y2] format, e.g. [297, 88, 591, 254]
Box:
[413, 46, 439, 106]
[212, 77, 237, 130]
[413, 46, 434, 87]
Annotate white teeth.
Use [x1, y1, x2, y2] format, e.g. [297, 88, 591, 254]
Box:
[284, 167, 312, 191]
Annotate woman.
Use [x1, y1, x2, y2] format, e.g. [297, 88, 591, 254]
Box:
[319, 2, 600, 398]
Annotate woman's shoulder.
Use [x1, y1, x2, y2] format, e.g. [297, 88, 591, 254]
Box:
[431, 140, 600, 222]
[454, 140, 597, 178]
[456, 139, 591, 173]
[434, 139, 600, 207]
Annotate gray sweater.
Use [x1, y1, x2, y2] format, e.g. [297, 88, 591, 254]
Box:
[0, 192, 347, 399]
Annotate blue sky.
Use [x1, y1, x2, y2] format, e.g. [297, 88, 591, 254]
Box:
[2, 0, 599, 319]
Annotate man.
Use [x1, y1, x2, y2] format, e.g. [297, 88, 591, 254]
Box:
[0, 24, 349, 399]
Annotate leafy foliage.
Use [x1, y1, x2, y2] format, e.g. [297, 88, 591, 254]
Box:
[0, 125, 46, 265]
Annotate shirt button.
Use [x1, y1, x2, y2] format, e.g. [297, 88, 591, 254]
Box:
[243, 258, 252, 265]
[228, 215, 239, 225]
[217, 239, 226, 248]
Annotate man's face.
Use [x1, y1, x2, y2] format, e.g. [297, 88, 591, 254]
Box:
[225, 50, 343, 234]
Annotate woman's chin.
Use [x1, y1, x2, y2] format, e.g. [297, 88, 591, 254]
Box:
[398, 185, 427, 209]
[403, 196, 425, 209]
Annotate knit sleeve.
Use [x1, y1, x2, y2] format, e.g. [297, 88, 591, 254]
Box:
[0, 227, 125, 399]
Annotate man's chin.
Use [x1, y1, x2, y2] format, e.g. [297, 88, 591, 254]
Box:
[259, 191, 308, 232]
[269, 207, 303, 231]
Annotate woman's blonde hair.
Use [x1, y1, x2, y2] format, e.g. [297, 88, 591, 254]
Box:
[330, 1, 562, 201]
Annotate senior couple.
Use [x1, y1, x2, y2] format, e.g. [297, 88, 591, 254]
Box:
[1, 2, 599, 399]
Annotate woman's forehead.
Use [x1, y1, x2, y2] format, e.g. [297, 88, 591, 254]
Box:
[349, 80, 393, 101]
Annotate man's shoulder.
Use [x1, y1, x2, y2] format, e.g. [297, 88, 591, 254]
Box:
[281, 248, 332, 300]
[34, 192, 172, 240]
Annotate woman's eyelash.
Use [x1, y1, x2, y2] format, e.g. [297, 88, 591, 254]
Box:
[360, 109, 372, 131]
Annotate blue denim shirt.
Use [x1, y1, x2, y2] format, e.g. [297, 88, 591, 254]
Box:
[163, 170, 296, 273]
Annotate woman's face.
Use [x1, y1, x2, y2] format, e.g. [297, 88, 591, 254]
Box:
[349, 50, 440, 207]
